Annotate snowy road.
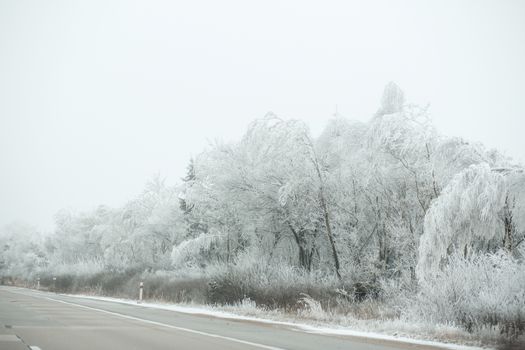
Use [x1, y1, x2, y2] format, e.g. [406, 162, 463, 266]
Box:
[0, 286, 456, 350]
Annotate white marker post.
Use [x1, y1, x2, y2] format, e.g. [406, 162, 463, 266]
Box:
[53, 276, 56, 293]
[138, 281, 144, 303]
[37, 277, 40, 290]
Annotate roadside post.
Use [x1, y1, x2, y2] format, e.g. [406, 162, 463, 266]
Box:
[138, 281, 144, 303]
[53, 276, 56, 293]
[37, 277, 40, 290]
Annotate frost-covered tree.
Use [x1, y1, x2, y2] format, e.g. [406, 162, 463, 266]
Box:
[0, 222, 47, 278]
[117, 176, 186, 269]
[499, 169, 525, 253]
[178, 116, 344, 277]
[417, 163, 507, 279]
[377, 81, 405, 116]
[41, 175, 187, 272]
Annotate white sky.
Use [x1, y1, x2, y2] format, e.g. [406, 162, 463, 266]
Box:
[1, 0, 524, 231]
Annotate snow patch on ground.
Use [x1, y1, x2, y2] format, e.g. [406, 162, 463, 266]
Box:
[63, 293, 489, 350]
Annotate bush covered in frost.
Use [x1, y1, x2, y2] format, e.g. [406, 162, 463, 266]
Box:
[206, 254, 341, 310]
[411, 251, 525, 338]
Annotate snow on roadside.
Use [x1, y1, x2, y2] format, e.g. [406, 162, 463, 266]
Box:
[62, 293, 489, 350]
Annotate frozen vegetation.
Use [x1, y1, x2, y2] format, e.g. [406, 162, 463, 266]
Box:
[1, 83, 524, 347]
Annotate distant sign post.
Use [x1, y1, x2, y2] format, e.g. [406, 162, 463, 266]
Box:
[53, 276, 56, 292]
[37, 277, 40, 290]
[139, 281, 144, 303]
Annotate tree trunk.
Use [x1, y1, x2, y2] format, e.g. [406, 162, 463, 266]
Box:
[320, 195, 341, 279]
[313, 161, 341, 280]
[502, 194, 515, 253]
[288, 224, 314, 271]
[306, 133, 341, 280]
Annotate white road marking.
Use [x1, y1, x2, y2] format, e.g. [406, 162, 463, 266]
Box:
[42, 296, 286, 350]
[29, 347, 42, 350]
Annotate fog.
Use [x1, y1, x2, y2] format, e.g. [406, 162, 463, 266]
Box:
[1, 0, 524, 230]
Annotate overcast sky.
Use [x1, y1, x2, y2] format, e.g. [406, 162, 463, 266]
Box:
[1, 0, 524, 231]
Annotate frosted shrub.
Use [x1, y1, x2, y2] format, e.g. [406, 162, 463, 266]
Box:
[298, 293, 325, 319]
[236, 297, 258, 312]
[135, 272, 208, 303]
[413, 251, 525, 337]
[207, 253, 340, 309]
[378, 275, 416, 317]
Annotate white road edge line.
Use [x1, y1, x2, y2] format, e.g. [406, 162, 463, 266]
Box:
[42, 296, 286, 350]
[29, 347, 42, 350]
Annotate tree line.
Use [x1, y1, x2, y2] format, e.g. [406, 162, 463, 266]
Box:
[2, 83, 524, 338]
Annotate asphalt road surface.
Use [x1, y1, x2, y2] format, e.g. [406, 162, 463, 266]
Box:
[0, 286, 445, 350]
